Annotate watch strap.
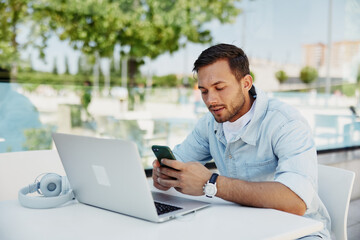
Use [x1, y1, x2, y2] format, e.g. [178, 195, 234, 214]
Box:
[209, 173, 219, 184]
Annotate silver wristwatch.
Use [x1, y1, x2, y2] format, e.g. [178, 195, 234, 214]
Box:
[203, 173, 219, 198]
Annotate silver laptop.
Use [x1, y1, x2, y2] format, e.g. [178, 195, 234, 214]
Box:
[52, 133, 210, 222]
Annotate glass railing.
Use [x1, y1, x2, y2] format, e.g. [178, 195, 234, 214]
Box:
[0, 82, 204, 169]
[1, 82, 360, 169]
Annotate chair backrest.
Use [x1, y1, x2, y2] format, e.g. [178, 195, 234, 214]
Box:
[318, 164, 355, 240]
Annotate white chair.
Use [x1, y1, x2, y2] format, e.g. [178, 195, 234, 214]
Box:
[318, 164, 355, 240]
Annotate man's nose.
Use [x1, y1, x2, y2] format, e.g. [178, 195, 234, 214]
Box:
[205, 92, 219, 106]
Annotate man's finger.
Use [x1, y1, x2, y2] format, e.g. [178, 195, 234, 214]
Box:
[154, 180, 171, 191]
[156, 170, 174, 179]
[153, 159, 161, 168]
[161, 159, 183, 170]
[159, 166, 181, 179]
[157, 177, 178, 188]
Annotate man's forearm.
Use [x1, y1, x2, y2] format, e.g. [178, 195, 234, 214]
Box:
[216, 176, 307, 216]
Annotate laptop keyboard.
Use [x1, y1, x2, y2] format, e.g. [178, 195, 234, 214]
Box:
[154, 201, 183, 215]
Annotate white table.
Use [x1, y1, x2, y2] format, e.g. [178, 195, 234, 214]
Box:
[0, 150, 323, 240]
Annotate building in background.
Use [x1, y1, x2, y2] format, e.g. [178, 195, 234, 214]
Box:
[303, 40, 360, 81]
[302, 43, 326, 70]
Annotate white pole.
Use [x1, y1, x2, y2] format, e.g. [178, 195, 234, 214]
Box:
[325, 0, 332, 95]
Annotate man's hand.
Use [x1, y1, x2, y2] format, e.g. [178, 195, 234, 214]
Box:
[152, 159, 172, 191]
[152, 158, 213, 196]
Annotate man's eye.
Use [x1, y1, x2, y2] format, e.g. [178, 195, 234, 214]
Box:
[216, 87, 224, 91]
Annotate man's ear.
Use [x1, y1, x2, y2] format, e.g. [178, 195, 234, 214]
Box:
[242, 74, 253, 91]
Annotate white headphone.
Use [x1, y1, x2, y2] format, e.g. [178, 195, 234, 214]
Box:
[18, 173, 75, 209]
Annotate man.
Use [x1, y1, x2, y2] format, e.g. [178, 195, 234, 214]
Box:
[152, 44, 330, 239]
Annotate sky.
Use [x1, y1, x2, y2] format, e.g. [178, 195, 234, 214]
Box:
[20, 0, 360, 77]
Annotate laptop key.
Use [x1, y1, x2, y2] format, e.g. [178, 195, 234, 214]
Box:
[154, 201, 182, 215]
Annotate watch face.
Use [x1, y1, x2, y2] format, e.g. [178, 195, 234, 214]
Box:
[205, 184, 216, 196]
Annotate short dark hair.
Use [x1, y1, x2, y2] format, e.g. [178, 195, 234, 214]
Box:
[193, 43, 250, 81]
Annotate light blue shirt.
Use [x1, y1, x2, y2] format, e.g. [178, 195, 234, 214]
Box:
[173, 87, 331, 239]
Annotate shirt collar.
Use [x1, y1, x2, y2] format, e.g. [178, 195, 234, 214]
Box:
[213, 86, 269, 146]
[241, 86, 268, 145]
[223, 99, 256, 142]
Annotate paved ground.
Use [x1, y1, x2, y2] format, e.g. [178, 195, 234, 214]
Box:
[348, 198, 360, 240]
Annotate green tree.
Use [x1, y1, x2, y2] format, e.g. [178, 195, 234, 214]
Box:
[0, 0, 31, 81]
[77, 56, 84, 75]
[64, 55, 70, 75]
[77, 54, 92, 76]
[275, 70, 288, 84]
[300, 66, 318, 85]
[52, 57, 58, 75]
[32, 0, 241, 87]
[250, 71, 255, 82]
[152, 74, 179, 87]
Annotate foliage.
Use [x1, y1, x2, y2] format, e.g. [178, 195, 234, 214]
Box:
[77, 54, 92, 76]
[64, 55, 70, 75]
[275, 70, 288, 84]
[31, 0, 241, 85]
[250, 71, 255, 82]
[23, 126, 54, 151]
[16, 70, 188, 89]
[339, 84, 356, 97]
[0, 0, 31, 72]
[52, 57, 58, 75]
[186, 76, 196, 88]
[300, 66, 318, 85]
[17, 71, 88, 85]
[2, 0, 240, 86]
[152, 74, 179, 87]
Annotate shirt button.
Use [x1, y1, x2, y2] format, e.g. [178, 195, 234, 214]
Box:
[229, 154, 232, 159]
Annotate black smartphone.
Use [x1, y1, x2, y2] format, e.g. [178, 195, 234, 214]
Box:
[151, 145, 176, 167]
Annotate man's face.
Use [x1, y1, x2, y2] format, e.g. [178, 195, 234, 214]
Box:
[197, 59, 250, 123]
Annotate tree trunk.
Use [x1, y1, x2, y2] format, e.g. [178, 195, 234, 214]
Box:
[127, 57, 138, 110]
[128, 57, 138, 88]
[10, 15, 18, 82]
[93, 51, 100, 95]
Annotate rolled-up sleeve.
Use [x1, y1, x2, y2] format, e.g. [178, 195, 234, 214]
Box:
[272, 119, 318, 209]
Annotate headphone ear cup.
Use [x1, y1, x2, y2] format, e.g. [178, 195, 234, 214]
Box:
[61, 176, 71, 194]
[40, 173, 62, 197]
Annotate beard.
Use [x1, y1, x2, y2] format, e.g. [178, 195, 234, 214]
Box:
[209, 94, 246, 123]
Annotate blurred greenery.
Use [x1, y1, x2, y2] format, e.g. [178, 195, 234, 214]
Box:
[152, 74, 178, 87]
[16, 70, 198, 89]
[1, 0, 241, 85]
[23, 126, 54, 151]
[250, 71, 255, 82]
[275, 70, 288, 84]
[0, 0, 30, 79]
[300, 66, 318, 85]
